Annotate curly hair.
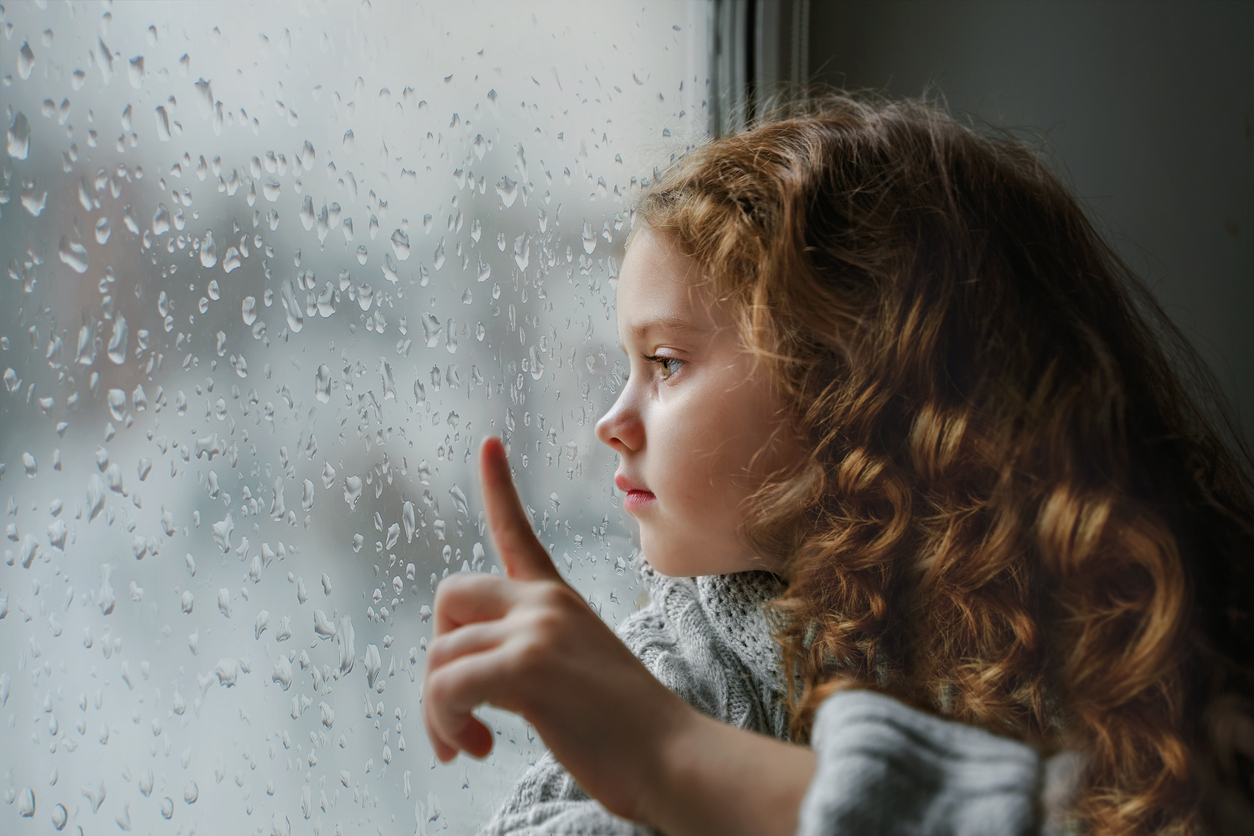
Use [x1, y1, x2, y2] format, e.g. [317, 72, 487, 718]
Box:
[635, 93, 1254, 834]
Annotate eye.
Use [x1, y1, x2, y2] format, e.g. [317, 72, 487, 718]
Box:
[645, 354, 684, 381]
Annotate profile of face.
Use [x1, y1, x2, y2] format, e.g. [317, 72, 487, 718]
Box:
[595, 229, 806, 577]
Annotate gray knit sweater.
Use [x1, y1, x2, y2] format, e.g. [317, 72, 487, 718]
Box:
[480, 567, 1062, 836]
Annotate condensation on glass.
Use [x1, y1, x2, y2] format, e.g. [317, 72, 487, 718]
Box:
[0, 1, 708, 832]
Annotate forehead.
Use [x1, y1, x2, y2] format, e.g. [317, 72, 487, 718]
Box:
[616, 229, 719, 339]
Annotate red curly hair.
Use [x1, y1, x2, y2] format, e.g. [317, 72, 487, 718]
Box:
[636, 94, 1254, 834]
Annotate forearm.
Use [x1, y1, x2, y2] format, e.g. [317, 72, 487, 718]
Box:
[637, 710, 816, 836]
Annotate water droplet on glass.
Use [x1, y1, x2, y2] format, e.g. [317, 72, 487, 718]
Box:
[432, 239, 446, 271]
[154, 105, 171, 141]
[513, 234, 530, 271]
[382, 360, 396, 399]
[343, 476, 362, 510]
[241, 296, 257, 325]
[6, 111, 30, 160]
[403, 501, 416, 542]
[17, 786, 34, 817]
[107, 389, 127, 421]
[18, 40, 35, 80]
[280, 279, 304, 333]
[20, 178, 47, 216]
[200, 230, 217, 268]
[314, 364, 331, 403]
[495, 175, 518, 209]
[313, 608, 336, 639]
[223, 247, 241, 272]
[299, 196, 315, 231]
[582, 220, 597, 254]
[95, 216, 112, 245]
[263, 179, 281, 202]
[160, 797, 174, 819]
[128, 55, 144, 87]
[52, 801, 68, 830]
[58, 236, 90, 273]
[106, 316, 128, 364]
[184, 782, 199, 804]
[152, 203, 171, 235]
[390, 229, 410, 261]
[423, 314, 442, 348]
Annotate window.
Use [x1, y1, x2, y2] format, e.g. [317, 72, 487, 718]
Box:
[0, 2, 709, 831]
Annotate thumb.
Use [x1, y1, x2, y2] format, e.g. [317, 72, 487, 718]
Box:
[479, 436, 562, 582]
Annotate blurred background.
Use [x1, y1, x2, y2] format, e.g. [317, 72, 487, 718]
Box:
[2, 1, 1250, 834]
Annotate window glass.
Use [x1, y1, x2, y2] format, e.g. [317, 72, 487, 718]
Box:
[0, 2, 708, 831]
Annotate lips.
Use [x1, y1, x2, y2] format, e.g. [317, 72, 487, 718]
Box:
[615, 473, 656, 513]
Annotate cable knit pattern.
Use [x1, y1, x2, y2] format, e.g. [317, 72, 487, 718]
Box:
[478, 566, 789, 836]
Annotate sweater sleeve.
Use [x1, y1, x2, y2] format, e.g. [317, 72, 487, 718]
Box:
[479, 570, 787, 835]
[796, 690, 1044, 836]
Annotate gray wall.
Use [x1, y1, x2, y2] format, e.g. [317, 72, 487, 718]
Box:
[808, 0, 1254, 445]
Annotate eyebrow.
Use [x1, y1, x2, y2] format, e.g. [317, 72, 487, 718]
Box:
[618, 316, 701, 352]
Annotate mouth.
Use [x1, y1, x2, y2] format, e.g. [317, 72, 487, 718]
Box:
[615, 473, 657, 514]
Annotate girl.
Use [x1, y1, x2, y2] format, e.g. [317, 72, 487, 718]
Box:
[423, 94, 1254, 835]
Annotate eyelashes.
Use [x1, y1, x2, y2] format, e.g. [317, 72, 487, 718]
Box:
[643, 354, 684, 380]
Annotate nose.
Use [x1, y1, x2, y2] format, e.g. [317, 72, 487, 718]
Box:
[595, 386, 644, 453]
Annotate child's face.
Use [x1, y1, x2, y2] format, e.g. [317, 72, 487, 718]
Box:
[595, 229, 805, 577]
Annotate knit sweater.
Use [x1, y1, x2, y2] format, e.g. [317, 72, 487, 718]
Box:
[479, 567, 1061, 836]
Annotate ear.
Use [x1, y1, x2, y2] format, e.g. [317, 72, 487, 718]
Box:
[478, 437, 562, 583]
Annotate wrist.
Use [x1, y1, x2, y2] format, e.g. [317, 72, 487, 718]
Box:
[635, 709, 817, 836]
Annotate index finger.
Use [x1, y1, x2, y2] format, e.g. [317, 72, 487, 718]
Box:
[479, 437, 562, 582]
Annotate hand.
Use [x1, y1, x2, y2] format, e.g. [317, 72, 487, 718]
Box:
[422, 437, 693, 822]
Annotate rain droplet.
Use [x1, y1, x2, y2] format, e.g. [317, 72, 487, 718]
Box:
[343, 129, 354, 150]
[152, 203, 171, 236]
[364, 644, 382, 689]
[160, 797, 174, 819]
[263, 179, 281, 202]
[58, 236, 89, 274]
[154, 106, 171, 141]
[107, 389, 127, 421]
[94, 217, 111, 245]
[184, 782, 199, 804]
[314, 364, 331, 403]
[52, 802, 68, 830]
[496, 176, 518, 208]
[513, 234, 530, 271]
[382, 361, 396, 399]
[128, 55, 144, 88]
[107, 316, 128, 364]
[582, 220, 597, 254]
[17, 786, 34, 817]
[423, 314, 442, 347]
[403, 501, 416, 542]
[343, 476, 362, 510]
[280, 279, 304, 333]
[6, 111, 30, 160]
[242, 296, 257, 325]
[18, 40, 35, 81]
[299, 196, 315, 231]
[200, 230, 217, 268]
[322, 462, 337, 489]
[313, 608, 337, 639]
[390, 229, 410, 261]
[432, 239, 446, 271]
